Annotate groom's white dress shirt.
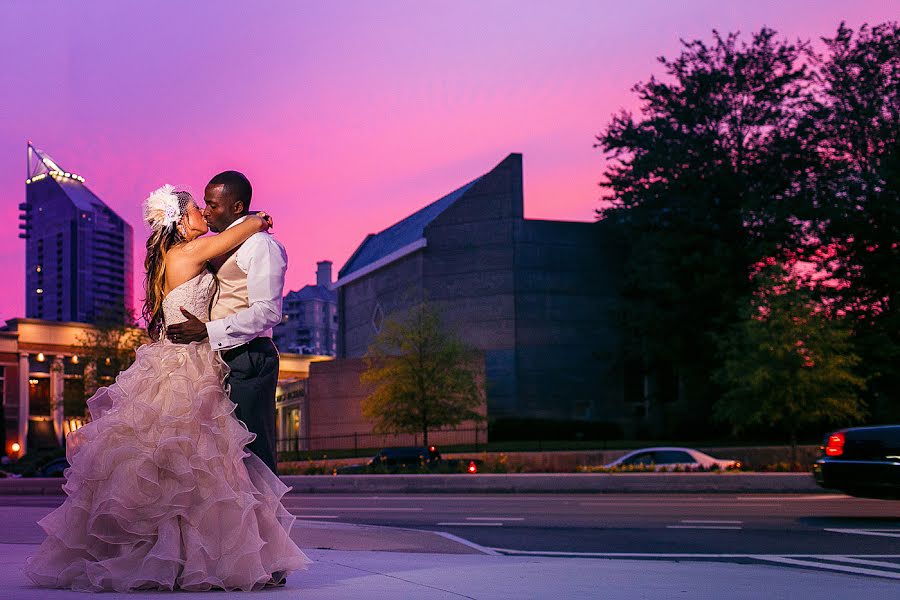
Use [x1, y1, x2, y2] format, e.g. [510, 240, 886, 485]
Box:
[205, 216, 288, 351]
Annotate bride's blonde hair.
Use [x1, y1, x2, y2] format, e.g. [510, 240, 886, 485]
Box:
[141, 187, 194, 340]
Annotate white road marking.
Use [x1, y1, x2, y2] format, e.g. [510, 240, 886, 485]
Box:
[580, 502, 780, 507]
[821, 556, 900, 569]
[286, 495, 567, 501]
[490, 550, 900, 559]
[431, 531, 501, 555]
[466, 517, 524, 521]
[735, 495, 848, 501]
[748, 555, 900, 580]
[666, 525, 742, 530]
[283, 506, 424, 512]
[681, 520, 743, 524]
[825, 528, 900, 538]
[437, 522, 503, 526]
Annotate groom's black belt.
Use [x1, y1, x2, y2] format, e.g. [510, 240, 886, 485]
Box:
[221, 336, 277, 362]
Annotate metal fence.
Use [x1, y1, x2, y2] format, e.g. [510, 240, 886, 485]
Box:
[276, 426, 488, 458]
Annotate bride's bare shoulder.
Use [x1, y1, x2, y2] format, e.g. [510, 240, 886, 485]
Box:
[163, 247, 203, 292]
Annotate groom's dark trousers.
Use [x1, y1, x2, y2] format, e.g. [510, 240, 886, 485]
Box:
[222, 337, 280, 474]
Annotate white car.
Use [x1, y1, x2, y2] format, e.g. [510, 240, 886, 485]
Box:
[604, 447, 740, 471]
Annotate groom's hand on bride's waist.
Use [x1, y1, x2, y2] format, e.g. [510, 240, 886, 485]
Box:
[166, 308, 209, 344]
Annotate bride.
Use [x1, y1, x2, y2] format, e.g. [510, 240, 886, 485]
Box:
[23, 185, 311, 592]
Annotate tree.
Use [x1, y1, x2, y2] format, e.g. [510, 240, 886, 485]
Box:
[595, 28, 817, 416]
[73, 304, 146, 412]
[360, 302, 485, 447]
[713, 264, 866, 463]
[804, 22, 900, 419]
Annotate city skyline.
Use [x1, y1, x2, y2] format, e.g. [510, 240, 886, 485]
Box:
[0, 1, 893, 320]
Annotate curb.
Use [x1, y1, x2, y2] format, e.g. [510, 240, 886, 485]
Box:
[0, 473, 823, 495]
[280, 473, 823, 494]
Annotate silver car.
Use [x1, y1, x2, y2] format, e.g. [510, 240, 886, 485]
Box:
[605, 447, 740, 471]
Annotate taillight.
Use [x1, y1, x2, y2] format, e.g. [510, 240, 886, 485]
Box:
[825, 432, 845, 457]
[468, 461, 477, 474]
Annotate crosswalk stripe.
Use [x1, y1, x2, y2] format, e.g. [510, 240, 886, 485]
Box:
[816, 556, 900, 570]
[824, 528, 900, 538]
[749, 555, 900, 580]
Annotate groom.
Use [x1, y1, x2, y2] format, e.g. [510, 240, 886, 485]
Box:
[166, 170, 288, 475]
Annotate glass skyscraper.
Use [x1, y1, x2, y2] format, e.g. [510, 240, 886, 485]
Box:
[19, 143, 133, 323]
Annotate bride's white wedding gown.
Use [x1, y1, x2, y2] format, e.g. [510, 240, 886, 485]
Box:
[23, 270, 311, 592]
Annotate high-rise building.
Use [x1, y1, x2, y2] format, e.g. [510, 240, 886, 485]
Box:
[273, 261, 338, 356]
[19, 143, 134, 324]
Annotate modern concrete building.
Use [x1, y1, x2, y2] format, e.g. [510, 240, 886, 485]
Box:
[19, 143, 134, 324]
[273, 261, 338, 356]
[325, 153, 626, 433]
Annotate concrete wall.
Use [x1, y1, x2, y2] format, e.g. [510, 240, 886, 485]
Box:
[421, 154, 522, 417]
[512, 219, 626, 426]
[333, 153, 626, 427]
[339, 252, 424, 358]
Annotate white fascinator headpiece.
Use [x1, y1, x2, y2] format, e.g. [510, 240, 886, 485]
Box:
[143, 184, 190, 232]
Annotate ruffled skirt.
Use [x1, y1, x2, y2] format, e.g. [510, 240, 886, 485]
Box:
[23, 340, 311, 592]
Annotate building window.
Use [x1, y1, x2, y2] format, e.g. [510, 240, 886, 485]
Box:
[372, 303, 384, 333]
[290, 408, 301, 438]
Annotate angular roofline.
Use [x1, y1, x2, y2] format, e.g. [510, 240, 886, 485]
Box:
[335, 153, 521, 285]
[333, 238, 427, 289]
[338, 233, 375, 279]
[25, 142, 132, 228]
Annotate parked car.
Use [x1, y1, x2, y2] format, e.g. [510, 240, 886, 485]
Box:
[336, 446, 481, 474]
[813, 425, 900, 499]
[604, 447, 740, 471]
[36, 457, 69, 478]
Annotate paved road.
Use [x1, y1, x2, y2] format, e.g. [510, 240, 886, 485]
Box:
[7, 493, 900, 580]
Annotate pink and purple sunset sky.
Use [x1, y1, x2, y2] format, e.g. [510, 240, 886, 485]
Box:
[0, 1, 894, 321]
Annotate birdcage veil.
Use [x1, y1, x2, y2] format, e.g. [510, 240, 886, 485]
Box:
[142, 184, 194, 232]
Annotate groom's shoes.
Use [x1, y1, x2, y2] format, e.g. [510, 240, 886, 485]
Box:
[267, 571, 287, 587]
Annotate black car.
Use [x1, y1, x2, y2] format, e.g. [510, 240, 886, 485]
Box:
[336, 446, 480, 474]
[372, 446, 443, 467]
[37, 457, 70, 477]
[813, 425, 900, 499]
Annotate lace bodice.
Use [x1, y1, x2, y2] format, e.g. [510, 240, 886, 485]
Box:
[162, 270, 216, 328]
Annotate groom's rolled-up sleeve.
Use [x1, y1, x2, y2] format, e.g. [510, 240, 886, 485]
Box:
[206, 233, 288, 351]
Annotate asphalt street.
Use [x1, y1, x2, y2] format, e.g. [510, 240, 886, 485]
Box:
[6, 492, 899, 556]
[4, 492, 900, 588]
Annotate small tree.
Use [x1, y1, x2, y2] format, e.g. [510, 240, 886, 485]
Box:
[713, 265, 866, 463]
[73, 304, 146, 411]
[360, 302, 485, 447]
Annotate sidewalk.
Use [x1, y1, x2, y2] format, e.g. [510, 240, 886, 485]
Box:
[1, 506, 895, 598]
[2, 543, 894, 599]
